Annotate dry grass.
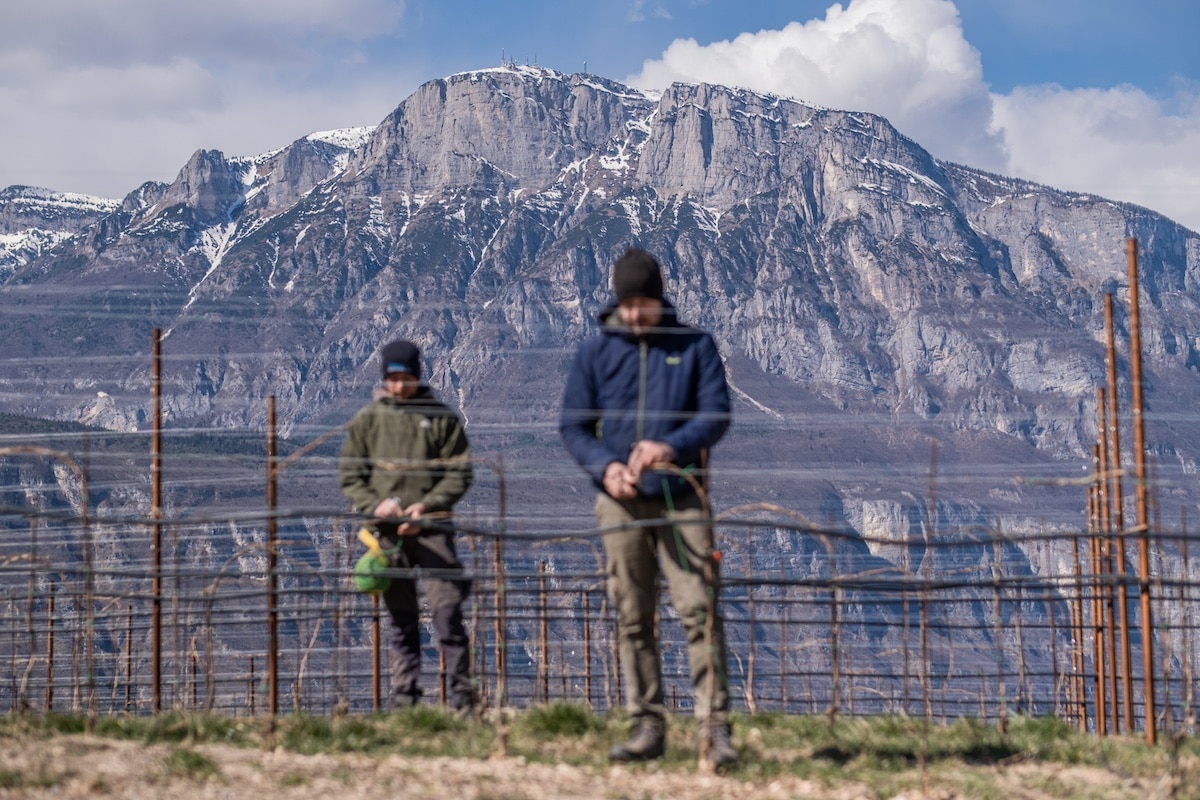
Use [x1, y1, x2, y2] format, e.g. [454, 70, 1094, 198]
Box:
[1, 706, 1198, 799]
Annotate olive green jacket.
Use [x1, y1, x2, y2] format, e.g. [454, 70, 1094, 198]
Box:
[338, 389, 472, 524]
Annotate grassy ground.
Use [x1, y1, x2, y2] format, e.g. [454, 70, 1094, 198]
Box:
[2, 706, 1198, 799]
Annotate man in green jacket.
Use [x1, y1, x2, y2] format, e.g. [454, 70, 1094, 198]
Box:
[339, 339, 475, 711]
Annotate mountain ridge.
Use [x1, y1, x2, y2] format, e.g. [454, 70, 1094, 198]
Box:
[5, 65, 1200, 713]
[1, 64, 1198, 546]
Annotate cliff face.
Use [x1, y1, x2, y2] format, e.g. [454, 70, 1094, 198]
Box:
[0, 186, 120, 280]
[1, 64, 1198, 550]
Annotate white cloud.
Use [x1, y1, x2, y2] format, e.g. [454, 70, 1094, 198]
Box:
[628, 1, 673, 23]
[0, 0, 411, 198]
[0, 53, 224, 118]
[627, 0, 1006, 171]
[2, 0, 1197, 234]
[628, 0, 1200, 233]
[0, 72, 404, 195]
[993, 83, 1200, 232]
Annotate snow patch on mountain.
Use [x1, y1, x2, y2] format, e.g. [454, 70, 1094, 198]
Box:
[0, 185, 120, 216]
[862, 157, 947, 196]
[307, 127, 373, 151]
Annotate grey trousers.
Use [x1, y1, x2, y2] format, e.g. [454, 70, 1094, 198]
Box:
[379, 529, 473, 706]
[596, 491, 730, 728]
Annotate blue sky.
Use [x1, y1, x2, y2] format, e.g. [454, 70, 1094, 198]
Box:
[1, 0, 1197, 230]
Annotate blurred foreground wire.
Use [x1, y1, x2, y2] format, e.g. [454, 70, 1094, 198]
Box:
[2, 476, 1197, 740]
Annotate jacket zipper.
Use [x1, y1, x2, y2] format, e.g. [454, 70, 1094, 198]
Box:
[636, 340, 647, 443]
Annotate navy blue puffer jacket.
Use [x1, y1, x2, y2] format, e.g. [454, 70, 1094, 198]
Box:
[559, 300, 731, 498]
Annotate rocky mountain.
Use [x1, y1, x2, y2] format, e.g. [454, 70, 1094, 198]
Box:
[0, 186, 120, 280]
[5, 63, 1200, 715]
[3, 66, 1197, 532]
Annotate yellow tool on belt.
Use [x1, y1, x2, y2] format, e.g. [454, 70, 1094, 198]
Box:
[353, 528, 392, 594]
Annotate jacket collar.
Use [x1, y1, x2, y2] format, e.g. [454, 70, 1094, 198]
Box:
[598, 298, 681, 341]
[374, 385, 438, 406]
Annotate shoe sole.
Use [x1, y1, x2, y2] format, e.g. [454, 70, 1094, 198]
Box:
[608, 746, 665, 762]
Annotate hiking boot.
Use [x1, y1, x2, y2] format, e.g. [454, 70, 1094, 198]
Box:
[388, 690, 421, 710]
[705, 724, 737, 769]
[608, 723, 665, 762]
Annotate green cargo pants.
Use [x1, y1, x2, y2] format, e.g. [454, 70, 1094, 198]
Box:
[596, 491, 730, 729]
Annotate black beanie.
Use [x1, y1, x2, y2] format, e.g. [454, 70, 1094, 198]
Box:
[611, 248, 664, 302]
[380, 340, 422, 380]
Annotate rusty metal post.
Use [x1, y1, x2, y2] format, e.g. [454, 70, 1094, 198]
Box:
[492, 538, 506, 710]
[538, 561, 548, 703]
[1104, 294, 1135, 731]
[1180, 511, 1196, 730]
[902, 587, 911, 715]
[1090, 445, 1108, 735]
[125, 605, 133, 712]
[266, 395, 279, 720]
[46, 584, 55, 711]
[826, 546, 841, 725]
[83, 502, 96, 728]
[992, 532, 1007, 731]
[1070, 534, 1088, 732]
[1067, 558, 1080, 728]
[583, 590, 593, 709]
[493, 456, 508, 711]
[1046, 592, 1059, 719]
[559, 643, 567, 698]
[780, 585, 789, 711]
[746, 571, 757, 713]
[151, 328, 163, 713]
[467, 534, 486, 709]
[1086, 484, 1097, 731]
[1126, 237, 1158, 744]
[1097, 388, 1120, 733]
[922, 441, 937, 724]
[371, 594, 381, 711]
[439, 649, 447, 706]
[611, 599, 621, 710]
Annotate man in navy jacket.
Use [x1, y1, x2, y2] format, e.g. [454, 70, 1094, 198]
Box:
[560, 248, 736, 768]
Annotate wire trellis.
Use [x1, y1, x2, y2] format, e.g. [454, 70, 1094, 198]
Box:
[2, 486, 1197, 740]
